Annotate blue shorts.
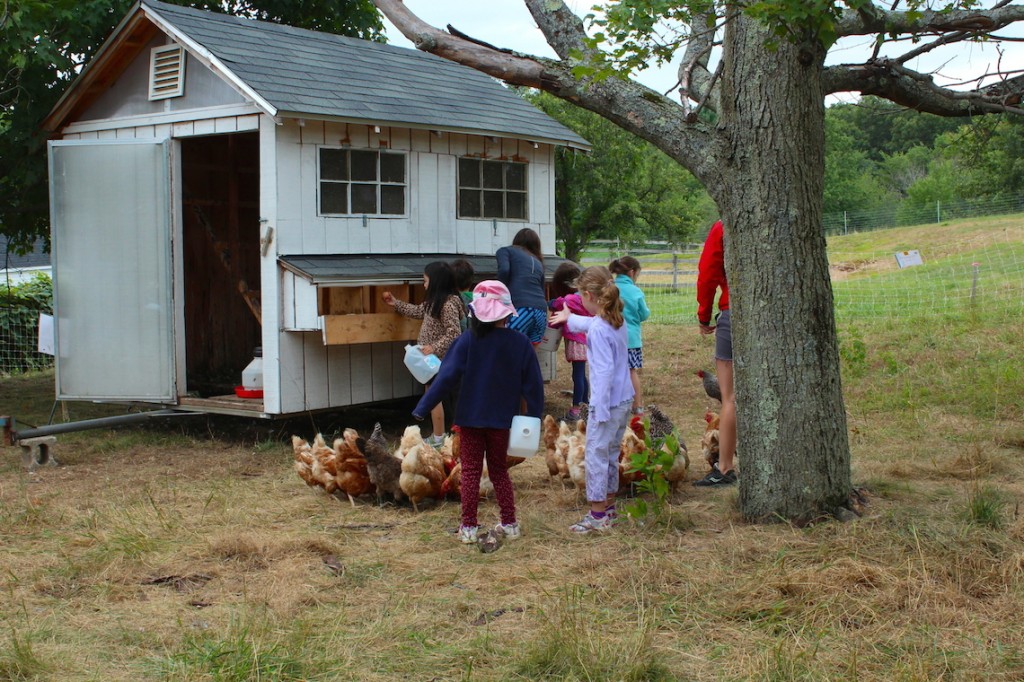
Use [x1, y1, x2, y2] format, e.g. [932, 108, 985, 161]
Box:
[628, 347, 644, 370]
[715, 309, 732, 362]
[508, 306, 547, 343]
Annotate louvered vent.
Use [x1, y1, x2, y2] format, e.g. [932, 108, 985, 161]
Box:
[148, 45, 185, 100]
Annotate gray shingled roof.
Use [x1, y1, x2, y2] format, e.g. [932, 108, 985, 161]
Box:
[1, 237, 50, 270]
[280, 253, 575, 286]
[143, 0, 589, 149]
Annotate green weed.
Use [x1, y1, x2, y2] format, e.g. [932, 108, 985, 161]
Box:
[0, 629, 49, 680]
[964, 485, 1006, 529]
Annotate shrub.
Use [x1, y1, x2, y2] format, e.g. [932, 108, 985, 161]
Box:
[0, 273, 53, 375]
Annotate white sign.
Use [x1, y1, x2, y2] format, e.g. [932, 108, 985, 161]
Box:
[895, 250, 924, 268]
[37, 313, 54, 355]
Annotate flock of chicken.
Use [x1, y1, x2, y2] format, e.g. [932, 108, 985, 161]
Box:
[292, 422, 527, 511]
[293, 372, 723, 509]
[540, 404, 690, 494]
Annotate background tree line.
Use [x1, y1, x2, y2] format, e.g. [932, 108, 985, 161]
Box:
[541, 93, 1024, 260]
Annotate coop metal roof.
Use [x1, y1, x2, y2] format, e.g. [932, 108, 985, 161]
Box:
[280, 253, 575, 286]
[45, 0, 588, 149]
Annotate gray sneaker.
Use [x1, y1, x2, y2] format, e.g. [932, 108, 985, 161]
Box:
[495, 522, 521, 540]
[570, 513, 611, 534]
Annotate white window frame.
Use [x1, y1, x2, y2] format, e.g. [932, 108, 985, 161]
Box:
[457, 157, 529, 221]
[317, 147, 408, 218]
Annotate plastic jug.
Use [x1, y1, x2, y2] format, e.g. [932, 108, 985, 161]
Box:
[537, 325, 561, 352]
[508, 415, 541, 457]
[241, 347, 263, 390]
[404, 344, 441, 384]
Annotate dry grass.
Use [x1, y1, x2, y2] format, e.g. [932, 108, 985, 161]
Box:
[2, 314, 1024, 679]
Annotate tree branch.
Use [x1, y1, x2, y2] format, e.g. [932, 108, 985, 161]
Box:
[676, 7, 719, 114]
[836, 3, 1024, 37]
[374, 0, 724, 194]
[823, 59, 1024, 115]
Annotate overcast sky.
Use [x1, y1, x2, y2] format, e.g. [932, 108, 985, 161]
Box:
[381, 0, 1024, 105]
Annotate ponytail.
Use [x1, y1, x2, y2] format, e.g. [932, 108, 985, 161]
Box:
[575, 266, 624, 328]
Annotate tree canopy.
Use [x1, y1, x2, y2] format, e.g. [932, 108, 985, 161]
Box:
[0, 0, 383, 252]
[378, 0, 1024, 522]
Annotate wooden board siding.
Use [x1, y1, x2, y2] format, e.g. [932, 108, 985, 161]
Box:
[274, 119, 558, 259]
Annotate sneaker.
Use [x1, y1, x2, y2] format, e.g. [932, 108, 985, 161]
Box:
[459, 525, 479, 544]
[562, 409, 581, 423]
[570, 513, 611, 534]
[495, 522, 521, 540]
[426, 434, 445, 448]
[605, 505, 618, 524]
[692, 464, 737, 487]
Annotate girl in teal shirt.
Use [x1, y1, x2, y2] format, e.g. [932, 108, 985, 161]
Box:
[610, 256, 650, 415]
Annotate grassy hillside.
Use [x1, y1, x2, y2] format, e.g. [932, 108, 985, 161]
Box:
[0, 217, 1022, 680]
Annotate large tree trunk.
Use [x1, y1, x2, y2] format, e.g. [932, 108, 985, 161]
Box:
[716, 16, 852, 521]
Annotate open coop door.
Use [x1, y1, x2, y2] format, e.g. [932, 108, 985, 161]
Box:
[48, 139, 177, 402]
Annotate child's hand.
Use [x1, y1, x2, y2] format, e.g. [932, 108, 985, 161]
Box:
[419, 344, 434, 356]
[382, 291, 395, 306]
[549, 308, 569, 327]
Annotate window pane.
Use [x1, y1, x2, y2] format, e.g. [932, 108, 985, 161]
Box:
[320, 182, 348, 214]
[482, 161, 504, 189]
[381, 185, 405, 215]
[320, 148, 348, 181]
[506, 192, 526, 220]
[351, 183, 377, 213]
[351, 150, 378, 182]
[459, 189, 481, 217]
[380, 153, 405, 183]
[506, 163, 526, 191]
[459, 158, 480, 188]
[483, 190, 504, 218]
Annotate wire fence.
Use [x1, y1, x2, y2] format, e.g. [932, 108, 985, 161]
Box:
[3, 200, 1023, 376]
[823, 194, 1024, 237]
[1, 273, 54, 377]
[584, 218, 1024, 325]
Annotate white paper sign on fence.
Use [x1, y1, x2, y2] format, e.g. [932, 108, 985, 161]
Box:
[37, 313, 54, 355]
[895, 250, 924, 268]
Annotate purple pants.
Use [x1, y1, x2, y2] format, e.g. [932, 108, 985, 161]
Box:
[585, 400, 632, 503]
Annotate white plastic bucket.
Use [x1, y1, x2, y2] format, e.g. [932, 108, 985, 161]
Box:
[537, 325, 561, 352]
[508, 415, 541, 457]
[404, 344, 441, 383]
[241, 347, 263, 390]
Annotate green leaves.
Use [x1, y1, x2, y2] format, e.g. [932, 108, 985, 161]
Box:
[621, 416, 684, 521]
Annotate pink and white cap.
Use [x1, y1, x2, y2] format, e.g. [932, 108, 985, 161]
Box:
[469, 280, 518, 322]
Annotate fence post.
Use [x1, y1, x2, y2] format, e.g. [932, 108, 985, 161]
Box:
[970, 262, 980, 304]
[844, 211, 848, 235]
[672, 252, 678, 290]
[936, 201, 941, 223]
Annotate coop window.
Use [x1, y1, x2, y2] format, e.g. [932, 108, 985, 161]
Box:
[148, 45, 185, 100]
[319, 148, 407, 216]
[458, 158, 527, 220]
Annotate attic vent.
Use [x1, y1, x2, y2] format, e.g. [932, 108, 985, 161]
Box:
[148, 45, 185, 100]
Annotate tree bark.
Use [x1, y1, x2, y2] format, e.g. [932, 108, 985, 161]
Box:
[716, 16, 852, 521]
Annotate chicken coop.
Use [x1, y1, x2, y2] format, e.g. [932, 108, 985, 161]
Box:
[41, 0, 588, 418]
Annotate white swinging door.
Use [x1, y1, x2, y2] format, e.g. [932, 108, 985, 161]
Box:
[48, 139, 177, 401]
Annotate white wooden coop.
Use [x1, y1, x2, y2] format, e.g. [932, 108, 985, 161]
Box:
[41, 0, 588, 417]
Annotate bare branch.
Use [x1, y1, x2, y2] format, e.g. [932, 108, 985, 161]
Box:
[373, 0, 723, 192]
[823, 58, 1024, 115]
[676, 7, 719, 113]
[522, 0, 595, 62]
[836, 3, 1024, 38]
